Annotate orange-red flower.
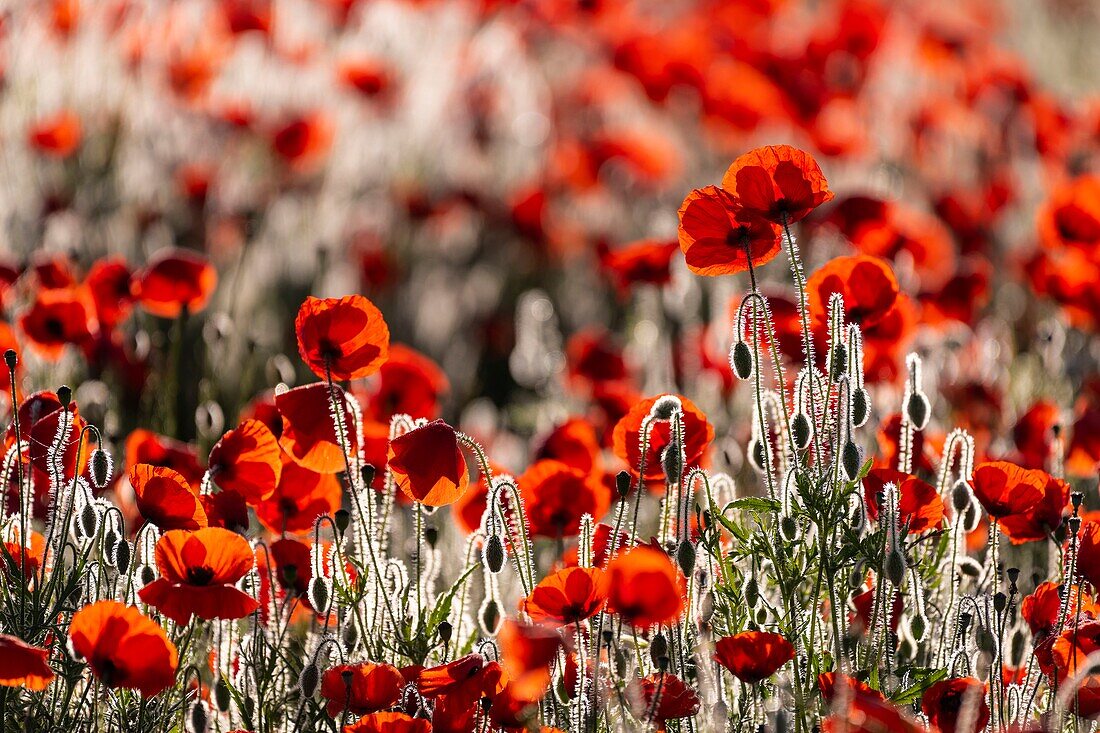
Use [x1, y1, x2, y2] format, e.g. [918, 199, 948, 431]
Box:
[714, 631, 795, 683]
[612, 395, 714, 482]
[630, 674, 699, 725]
[207, 419, 282, 503]
[677, 186, 782, 276]
[277, 382, 360, 474]
[18, 286, 97, 359]
[807, 255, 900, 331]
[132, 248, 217, 318]
[822, 690, 923, 733]
[1038, 174, 1100, 255]
[2, 530, 45, 583]
[255, 456, 341, 535]
[496, 620, 562, 702]
[522, 566, 608, 625]
[69, 601, 178, 696]
[270, 112, 333, 169]
[998, 468, 1069, 543]
[599, 238, 679, 292]
[519, 460, 611, 538]
[0, 634, 55, 691]
[921, 678, 989, 733]
[28, 109, 83, 158]
[139, 528, 259, 625]
[862, 468, 944, 534]
[125, 429, 204, 488]
[970, 461, 1043, 520]
[606, 546, 685, 627]
[534, 418, 602, 475]
[321, 662, 404, 716]
[85, 257, 134, 329]
[343, 712, 431, 733]
[363, 344, 447, 423]
[721, 145, 834, 225]
[129, 464, 208, 531]
[295, 295, 390, 381]
[387, 420, 469, 507]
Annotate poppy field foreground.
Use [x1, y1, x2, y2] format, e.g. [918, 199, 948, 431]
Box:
[3, 1, 1100, 733]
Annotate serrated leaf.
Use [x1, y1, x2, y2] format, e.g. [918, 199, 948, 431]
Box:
[889, 667, 948, 704]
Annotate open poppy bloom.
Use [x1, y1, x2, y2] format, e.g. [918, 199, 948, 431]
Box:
[807, 255, 900, 331]
[822, 690, 923, 733]
[18, 286, 98, 359]
[612, 395, 714, 483]
[599, 238, 679, 292]
[677, 186, 783, 276]
[714, 631, 795, 683]
[68, 601, 178, 696]
[129, 464, 208, 531]
[920, 677, 988, 733]
[496, 620, 562, 702]
[277, 382, 361, 474]
[320, 662, 404, 716]
[269, 112, 333, 170]
[1037, 174, 1100, 254]
[85, 257, 134, 329]
[0, 634, 55, 690]
[997, 469, 1069, 543]
[1074, 521, 1100, 590]
[862, 468, 944, 534]
[970, 461, 1043, 520]
[138, 527, 259, 624]
[132, 248, 217, 318]
[606, 546, 685, 627]
[125, 429, 205, 488]
[363, 344, 447, 423]
[629, 674, 699, 727]
[2, 529, 45, 583]
[817, 672, 884, 704]
[519, 460, 611, 538]
[207, 419, 283, 503]
[342, 712, 431, 733]
[522, 566, 609, 625]
[387, 420, 470, 506]
[534, 417, 602, 475]
[295, 295, 390, 381]
[721, 145, 834, 225]
[254, 456, 341, 535]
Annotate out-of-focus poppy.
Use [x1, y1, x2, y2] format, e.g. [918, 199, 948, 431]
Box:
[721, 145, 834, 225]
[998, 469, 1068, 544]
[276, 382, 360, 474]
[387, 420, 469, 507]
[342, 712, 431, 733]
[31, 254, 76, 290]
[132, 248, 217, 318]
[566, 329, 629, 390]
[2, 530, 45, 583]
[920, 678, 988, 733]
[363, 344, 446, 423]
[522, 566, 608, 625]
[606, 546, 685, 627]
[862, 468, 944, 534]
[970, 461, 1043, 520]
[496, 620, 561, 702]
[850, 585, 903, 637]
[207, 419, 282, 503]
[1074, 521, 1100, 590]
[714, 631, 795, 683]
[1050, 620, 1100, 718]
[822, 689, 923, 733]
[807, 255, 900, 330]
[1012, 400, 1060, 470]
[125, 430, 204, 488]
[28, 109, 83, 158]
[270, 112, 333, 170]
[200, 489, 250, 533]
[320, 662, 404, 716]
[629, 674, 699, 726]
[1021, 581, 1096, 675]
[337, 58, 394, 100]
[817, 672, 884, 704]
[612, 395, 713, 482]
[534, 418, 601, 475]
[1037, 175, 1100, 255]
[255, 456, 341, 535]
[677, 185, 782, 276]
[138, 527, 259, 625]
[0, 634, 54, 691]
[129, 464, 207, 531]
[598, 238, 679, 292]
[519, 460, 611, 538]
[18, 286, 97, 359]
[85, 258, 134, 329]
[68, 601, 178, 696]
[296, 295, 390, 382]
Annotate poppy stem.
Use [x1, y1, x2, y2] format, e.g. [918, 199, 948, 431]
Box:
[7, 353, 28, 634]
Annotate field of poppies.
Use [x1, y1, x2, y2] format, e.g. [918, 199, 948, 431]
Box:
[2, 0, 1100, 732]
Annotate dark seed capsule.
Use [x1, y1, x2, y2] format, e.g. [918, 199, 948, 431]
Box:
[104, 530, 119, 557]
[80, 503, 98, 537]
[438, 620, 453, 643]
[298, 663, 320, 698]
[114, 539, 131, 575]
[214, 677, 231, 712]
[676, 541, 696, 575]
[851, 388, 870, 428]
[3, 349, 16, 370]
[484, 534, 505, 574]
[56, 385, 72, 407]
[140, 565, 156, 586]
[831, 344, 848, 382]
[649, 633, 668, 667]
[993, 592, 1007, 613]
[309, 577, 330, 615]
[615, 470, 631, 498]
[906, 392, 931, 431]
[791, 413, 812, 451]
[360, 464, 376, 489]
[842, 441, 861, 481]
[731, 341, 753, 380]
[334, 509, 350, 534]
[189, 701, 208, 733]
[481, 599, 501, 634]
[90, 449, 112, 489]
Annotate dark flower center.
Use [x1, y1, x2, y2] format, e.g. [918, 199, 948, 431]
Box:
[186, 565, 216, 585]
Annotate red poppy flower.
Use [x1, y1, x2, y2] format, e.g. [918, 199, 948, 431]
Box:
[817, 672, 884, 704]
[496, 620, 562, 702]
[1075, 521, 1100, 590]
[606, 546, 685, 627]
[129, 464, 208, 531]
[630, 674, 699, 724]
[321, 662, 404, 716]
[85, 257, 134, 329]
[1037, 174, 1100, 254]
[337, 58, 394, 100]
[1022, 580, 1097, 675]
[850, 586, 903, 637]
[18, 286, 97, 359]
[0, 634, 54, 691]
[807, 255, 900, 331]
[69, 601, 178, 696]
[416, 654, 504, 700]
[126, 430, 205, 488]
[363, 344, 447, 423]
[28, 109, 83, 158]
[387, 420, 469, 507]
[1012, 400, 1060, 470]
[139, 528, 259, 625]
[2, 530, 45, 583]
[677, 186, 783, 276]
[522, 566, 609, 625]
[270, 112, 333, 169]
[599, 238, 679, 291]
[862, 468, 944, 534]
[714, 631, 795, 683]
[2, 392, 90, 516]
[921, 678, 989, 733]
[255, 456, 341, 535]
[343, 712, 431, 733]
[277, 382, 361, 474]
[534, 418, 602, 475]
[200, 489, 250, 533]
[822, 691, 923, 733]
[970, 461, 1043, 520]
[998, 469, 1068, 543]
[721, 145, 834, 225]
[566, 329, 629, 389]
[519, 460, 611, 538]
[207, 419, 282, 503]
[132, 248, 217, 318]
[295, 295, 390, 382]
[612, 395, 714, 482]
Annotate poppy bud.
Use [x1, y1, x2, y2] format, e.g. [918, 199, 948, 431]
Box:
[90, 449, 112, 489]
[3, 349, 16, 371]
[676, 541, 695, 575]
[615, 470, 631, 498]
[951, 480, 972, 512]
[114, 539, 131, 575]
[831, 344, 848, 382]
[905, 392, 930, 431]
[749, 439, 766, 472]
[661, 441, 683, 483]
[309, 576, 331, 615]
[80, 502, 99, 538]
[56, 385, 72, 407]
[188, 700, 208, 733]
[298, 663, 320, 698]
[957, 612, 972, 637]
[484, 534, 505, 574]
[884, 548, 906, 587]
[791, 413, 812, 451]
[215, 677, 231, 712]
[438, 620, 453, 643]
[104, 529, 119, 557]
[731, 341, 753, 380]
[651, 396, 681, 421]
[649, 633, 668, 667]
[1010, 629, 1028, 666]
[993, 592, 1007, 613]
[975, 625, 994, 653]
[342, 620, 358, 650]
[424, 525, 439, 548]
[1006, 567, 1020, 587]
[755, 607, 768, 625]
[743, 574, 759, 608]
[851, 388, 870, 428]
[780, 515, 798, 542]
[842, 441, 861, 481]
[140, 565, 156, 586]
[481, 599, 501, 635]
[1072, 492, 1084, 513]
[360, 464, 376, 488]
[909, 614, 926, 641]
[334, 509, 350, 534]
[615, 649, 628, 679]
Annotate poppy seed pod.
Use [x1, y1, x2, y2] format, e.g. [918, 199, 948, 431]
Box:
[676, 540, 696, 575]
[334, 508, 350, 534]
[731, 341, 753, 380]
[884, 548, 906, 586]
[3, 349, 16, 371]
[615, 470, 631, 498]
[484, 534, 505, 574]
[360, 464, 376, 489]
[188, 700, 208, 733]
[906, 391, 931, 431]
[830, 344, 848, 382]
[308, 576, 331, 616]
[113, 539, 131, 575]
[299, 663, 320, 698]
[842, 441, 861, 481]
[215, 677, 231, 712]
[851, 388, 870, 428]
[56, 385, 72, 407]
[791, 413, 812, 451]
[438, 620, 453, 643]
[90, 449, 112, 489]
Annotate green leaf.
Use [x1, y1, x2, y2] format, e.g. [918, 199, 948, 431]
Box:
[426, 563, 478, 634]
[890, 667, 948, 704]
[725, 497, 781, 514]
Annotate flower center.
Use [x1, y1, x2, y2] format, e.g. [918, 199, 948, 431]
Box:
[186, 565, 216, 586]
